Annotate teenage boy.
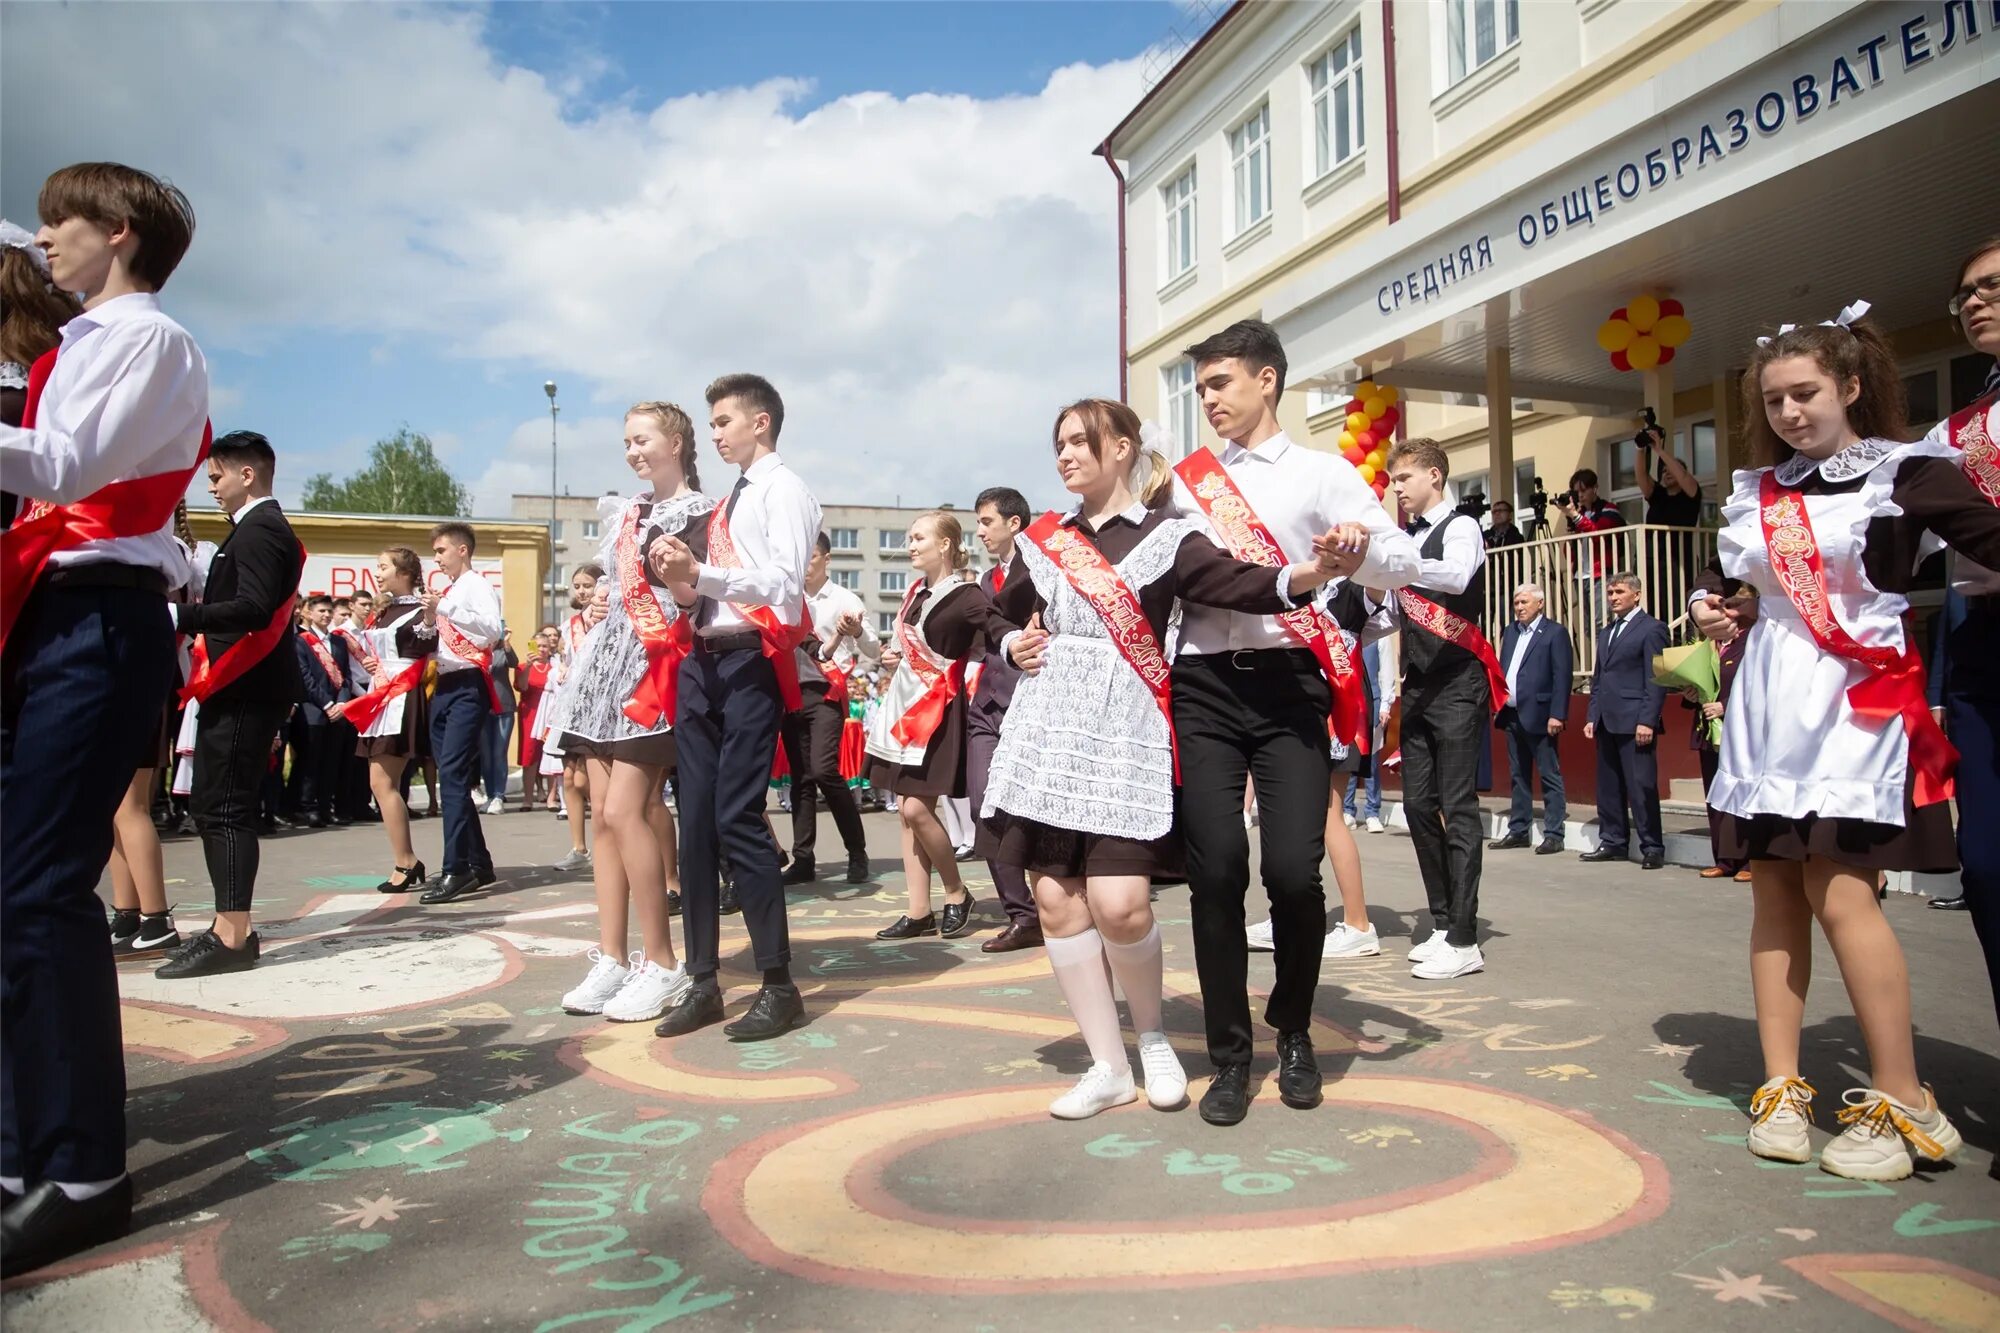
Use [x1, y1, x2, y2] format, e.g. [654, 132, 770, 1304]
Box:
[0, 161, 204, 1275]
[780, 531, 876, 885]
[293, 593, 346, 826]
[1168, 319, 1421, 1127]
[160, 431, 307, 980]
[969, 485, 1041, 952]
[648, 373, 820, 1041]
[416, 521, 503, 904]
[1383, 438, 1504, 982]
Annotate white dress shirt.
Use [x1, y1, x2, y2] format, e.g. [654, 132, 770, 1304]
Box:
[805, 579, 880, 671]
[1172, 432, 1420, 655]
[420, 568, 503, 673]
[1504, 615, 1543, 704]
[0, 292, 208, 578]
[693, 451, 821, 637]
[1405, 499, 1485, 595]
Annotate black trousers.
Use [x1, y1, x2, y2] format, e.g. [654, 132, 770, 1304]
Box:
[429, 671, 493, 876]
[966, 697, 1033, 922]
[1173, 650, 1331, 1068]
[1595, 730, 1663, 856]
[2, 584, 173, 1184]
[678, 645, 789, 979]
[1403, 664, 1487, 948]
[193, 697, 291, 913]
[780, 687, 866, 863]
[1502, 714, 1567, 839]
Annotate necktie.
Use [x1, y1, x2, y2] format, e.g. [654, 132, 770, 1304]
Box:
[1608, 615, 1626, 646]
[726, 475, 749, 519]
[992, 561, 1007, 592]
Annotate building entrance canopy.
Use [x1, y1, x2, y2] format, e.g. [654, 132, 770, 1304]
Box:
[1272, 2, 1999, 410]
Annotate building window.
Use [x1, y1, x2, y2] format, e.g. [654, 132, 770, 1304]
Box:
[550, 563, 564, 586]
[1446, 0, 1519, 86]
[1161, 163, 1197, 283]
[581, 520, 599, 540]
[1228, 103, 1272, 236]
[831, 568, 860, 591]
[1161, 358, 1201, 458]
[1305, 386, 1344, 416]
[1456, 469, 1491, 511]
[829, 527, 859, 551]
[1309, 28, 1364, 180]
[1683, 420, 1718, 486]
[879, 528, 905, 552]
[880, 570, 909, 594]
[876, 611, 898, 637]
[550, 519, 564, 541]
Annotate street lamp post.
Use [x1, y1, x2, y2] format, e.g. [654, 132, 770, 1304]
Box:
[545, 380, 559, 624]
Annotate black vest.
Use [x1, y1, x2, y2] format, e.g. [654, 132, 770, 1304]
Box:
[1400, 511, 1485, 683]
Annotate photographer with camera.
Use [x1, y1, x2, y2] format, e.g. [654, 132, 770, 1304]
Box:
[1633, 408, 1703, 592]
[1554, 466, 1624, 583]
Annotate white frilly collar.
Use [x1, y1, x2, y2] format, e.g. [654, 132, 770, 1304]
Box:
[1773, 437, 1899, 487]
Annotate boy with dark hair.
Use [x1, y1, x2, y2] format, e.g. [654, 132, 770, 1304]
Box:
[0, 161, 208, 1273]
[969, 485, 1040, 951]
[781, 530, 878, 885]
[415, 520, 503, 902]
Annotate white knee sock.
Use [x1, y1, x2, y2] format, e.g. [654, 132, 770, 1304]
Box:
[1044, 928, 1126, 1071]
[53, 1175, 124, 1201]
[0, 1175, 22, 1193]
[1101, 923, 1165, 1035]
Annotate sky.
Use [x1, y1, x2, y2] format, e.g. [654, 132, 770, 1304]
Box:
[0, 0, 1198, 517]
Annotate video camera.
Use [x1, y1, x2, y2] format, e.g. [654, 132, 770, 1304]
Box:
[1455, 490, 1489, 520]
[1633, 405, 1663, 455]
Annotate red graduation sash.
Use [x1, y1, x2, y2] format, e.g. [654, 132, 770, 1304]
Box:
[887, 578, 966, 748]
[616, 500, 691, 729]
[1, 346, 214, 654]
[1948, 391, 2000, 508]
[306, 632, 344, 690]
[437, 610, 505, 712]
[1395, 588, 1508, 715]
[339, 658, 427, 733]
[180, 539, 306, 706]
[1758, 470, 1955, 806]
[565, 612, 590, 657]
[1020, 511, 1179, 778]
[1173, 449, 1366, 747]
[706, 498, 810, 711]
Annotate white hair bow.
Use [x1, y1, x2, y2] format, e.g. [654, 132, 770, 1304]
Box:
[1136, 419, 1175, 480]
[1757, 299, 1870, 347]
[0, 219, 48, 275]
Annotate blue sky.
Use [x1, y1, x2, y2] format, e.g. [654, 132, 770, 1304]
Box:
[1, 1, 1191, 517]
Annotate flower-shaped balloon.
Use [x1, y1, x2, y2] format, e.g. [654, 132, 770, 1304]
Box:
[1597, 296, 1690, 372]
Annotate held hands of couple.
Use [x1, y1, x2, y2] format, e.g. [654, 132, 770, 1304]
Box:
[646, 534, 699, 586]
[834, 610, 865, 640]
[1009, 613, 1050, 676]
[1307, 523, 1372, 581]
[419, 591, 441, 624]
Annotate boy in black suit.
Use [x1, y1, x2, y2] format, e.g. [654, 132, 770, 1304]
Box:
[159, 431, 305, 977]
[1581, 571, 1668, 869]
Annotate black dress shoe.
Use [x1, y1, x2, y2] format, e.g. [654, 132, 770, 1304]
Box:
[667, 890, 682, 917]
[331, 815, 354, 827]
[846, 852, 872, 884]
[474, 865, 499, 888]
[257, 816, 279, 835]
[1579, 847, 1627, 864]
[876, 913, 938, 940]
[1199, 1063, 1251, 1126]
[782, 858, 817, 885]
[718, 880, 741, 915]
[940, 896, 975, 938]
[0, 1178, 134, 1278]
[1536, 838, 1565, 855]
[654, 986, 725, 1037]
[305, 814, 330, 829]
[723, 985, 805, 1041]
[1275, 1032, 1323, 1109]
[377, 861, 426, 894]
[1488, 832, 1531, 851]
[1641, 852, 1665, 870]
[1929, 895, 1970, 911]
[980, 919, 1045, 953]
[154, 930, 260, 979]
[419, 872, 484, 905]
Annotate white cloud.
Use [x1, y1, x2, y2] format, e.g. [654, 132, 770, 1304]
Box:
[1, 4, 1148, 512]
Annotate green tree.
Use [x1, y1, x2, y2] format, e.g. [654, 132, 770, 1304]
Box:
[300, 428, 471, 516]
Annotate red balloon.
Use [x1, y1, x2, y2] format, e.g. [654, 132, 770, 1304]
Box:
[1611, 349, 1632, 372]
[1659, 345, 1676, 365]
[1342, 444, 1365, 465]
[1659, 298, 1685, 317]
[1610, 306, 1627, 322]
[1355, 430, 1377, 452]
[1377, 406, 1399, 430]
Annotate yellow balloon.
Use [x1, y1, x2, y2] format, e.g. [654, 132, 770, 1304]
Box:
[1338, 430, 1357, 450]
[1347, 412, 1369, 433]
[1626, 295, 1661, 334]
[1653, 314, 1692, 348]
[1626, 335, 1662, 371]
[1597, 319, 1635, 352]
[1380, 386, 1399, 405]
[1356, 462, 1376, 484]
[1365, 448, 1386, 469]
[1363, 396, 1388, 420]
[1355, 380, 1378, 399]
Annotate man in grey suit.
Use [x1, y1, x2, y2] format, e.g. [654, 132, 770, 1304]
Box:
[1489, 583, 1572, 855]
[1580, 572, 1669, 870]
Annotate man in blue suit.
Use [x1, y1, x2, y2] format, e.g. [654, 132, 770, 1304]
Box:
[1581, 572, 1668, 870]
[1489, 583, 1572, 855]
[292, 594, 348, 827]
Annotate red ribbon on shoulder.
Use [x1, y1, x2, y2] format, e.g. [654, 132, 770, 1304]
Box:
[180, 539, 306, 706]
[1948, 390, 2000, 509]
[886, 579, 965, 749]
[2, 346, 213, 654]
[1394, 588, 1508, 715]
[436, 612, 505, 712]
[617, 502, 692, 729]
[339, 659, 427, 733]
[706, 499, 811, 711]
[1758, 470, 1955, 805]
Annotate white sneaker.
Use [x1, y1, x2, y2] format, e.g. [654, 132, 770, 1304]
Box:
[1365, 816, 1385, 834]
[554, 847, 591, 872]
[561, 948, 630, 1015]
[1137, 1032, 1188, 1109]
[485, 797, 506, 816]
[1342, 812, 1358, 828]
[1819, 1085, 1961, 1181]
[1245, 918, 1276, 952]
[1746, 1075, 1815, 1163]
[603, 956, 692, 1023]
[1323, 922, 1381, 958]
[1408, 932, 1449, 963]
[1412, 941, 1484, 980]
[1049, 1062, 1138, 1120]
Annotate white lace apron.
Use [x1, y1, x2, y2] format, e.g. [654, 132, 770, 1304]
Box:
[864, 572, 972, 768]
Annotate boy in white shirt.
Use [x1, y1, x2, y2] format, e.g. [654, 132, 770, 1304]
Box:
[414, 521, 504, 903]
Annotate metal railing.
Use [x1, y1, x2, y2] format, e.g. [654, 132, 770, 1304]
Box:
[1477, 523, 1717, 690]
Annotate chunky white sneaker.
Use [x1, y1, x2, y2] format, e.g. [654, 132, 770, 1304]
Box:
[553, 847, 592, 872]
[485, 797, 506, 816]
[1819, 1085, 1961, 1181]
[1412, 942, 1484, 980]
[1245, 918, 1276, 952]
[1365, 816, 1385, 834]
[1049, 1062, 1139, 1120]
[1342, 811, 1358, 828]
[1407, 932, 1449, 964]
[1746, 1075, 1815, 1163]
[1137, 1032, 1188, 1109]
[603, 956, 692, 1023]
[1323, 922, 1382, 958]
[561, 949, 630, 1015]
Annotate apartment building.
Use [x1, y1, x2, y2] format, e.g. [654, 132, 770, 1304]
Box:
[1106, 0, 1997, 521]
